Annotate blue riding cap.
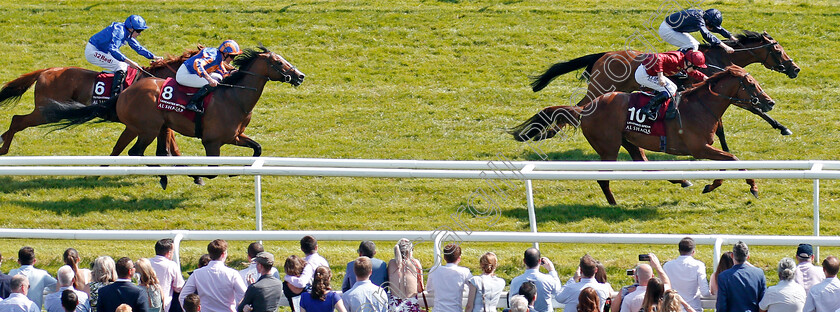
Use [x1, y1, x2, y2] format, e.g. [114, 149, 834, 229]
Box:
[125, 15, 148, 30]
[703, 9, 723, 30]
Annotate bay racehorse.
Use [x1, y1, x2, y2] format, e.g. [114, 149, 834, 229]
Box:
[43, 46, 304, 188]
[510, 66, 775, 205]
[0, 48, 201, 156]
[530, 31, 798, 152]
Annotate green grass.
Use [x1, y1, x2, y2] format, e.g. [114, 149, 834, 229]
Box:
[1, 1, 839, 309]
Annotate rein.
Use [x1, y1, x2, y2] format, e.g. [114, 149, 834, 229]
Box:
[706, 73, 762, 105]
[733, 40, 788, 73]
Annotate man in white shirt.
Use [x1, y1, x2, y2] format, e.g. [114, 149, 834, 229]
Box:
[284, 236, 329, 289]
[426, 243, 472, 312]
[803, 256, 840, 312]
[8, 247, 56, 310]
[508, 248, 562, 312]
[44, 266, 90, 312]
[151, 239, 184, 312]
[663, 237, 711, 312]
[342, 257, 387, 312]
[180, 239, 247, 312]
[555, 254, 610, 312]
[0, 275, 39, 312]
[795, 244, 826, 292]
[238, 242, 279, 286]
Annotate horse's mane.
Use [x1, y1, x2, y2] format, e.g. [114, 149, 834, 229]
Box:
[682, 65, 748, 97]
[145, 45, 204, 71]
[221, 46, 271, 85]
[699, 31, 770, 50]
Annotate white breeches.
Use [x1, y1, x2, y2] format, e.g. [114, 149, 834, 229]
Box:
[85, 42, 128, 72]
[176, 64, 222, 88]
[658, 21, 700, 51]
[634, 65, 677, 96]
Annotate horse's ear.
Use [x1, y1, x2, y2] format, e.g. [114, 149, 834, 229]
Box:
[257, 41, 267, 51]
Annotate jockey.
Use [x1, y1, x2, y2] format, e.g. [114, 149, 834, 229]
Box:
[635, 50, 709, 120]
[177, 40, 243, 113]
[86, 15, 161, 98]
[659, 8, 736, 53]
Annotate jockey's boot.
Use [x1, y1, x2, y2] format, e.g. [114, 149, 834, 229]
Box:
[185, 85, 214, 114]
[111, 70, 126, 98]
[640, 91, 670, 120]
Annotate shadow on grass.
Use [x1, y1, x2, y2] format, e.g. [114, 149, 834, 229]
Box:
[522, 149, 689, 161]
[0, 176, 137, 193]
[502, 202, 659, 225]
[4, 196, 186, 215]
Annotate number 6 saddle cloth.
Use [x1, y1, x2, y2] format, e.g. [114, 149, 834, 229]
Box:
[91, 67, 139, 105]
[155, 77, 213, 120]
[625, 91, 670, 137]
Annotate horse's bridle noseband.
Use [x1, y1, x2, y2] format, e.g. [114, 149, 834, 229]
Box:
[734, 40, 792, 74]
[707, 73, 768, 108]
[239, 52, 298, 83]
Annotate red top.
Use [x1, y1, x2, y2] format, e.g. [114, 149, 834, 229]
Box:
[643, 51, 708, 81]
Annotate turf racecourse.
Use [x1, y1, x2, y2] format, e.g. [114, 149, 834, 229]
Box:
[0, 1, 839, 308]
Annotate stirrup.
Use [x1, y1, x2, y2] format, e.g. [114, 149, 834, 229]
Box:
[185, 102, 203, 113]
[642, 106, 658, 120]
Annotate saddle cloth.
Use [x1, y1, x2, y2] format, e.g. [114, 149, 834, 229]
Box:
[625, 92, 669, 136]
[155, 78, 212, 120]
[91, 67, 139, 105]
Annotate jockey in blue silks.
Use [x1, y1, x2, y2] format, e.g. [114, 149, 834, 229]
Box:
[659, 8, 736, 53]
[85, 15, 161, 98]
[176, 40, 243, 113]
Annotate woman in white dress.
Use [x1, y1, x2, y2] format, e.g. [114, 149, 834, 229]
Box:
[464, 252, 506, 312]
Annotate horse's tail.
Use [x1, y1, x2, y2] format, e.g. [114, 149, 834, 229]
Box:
[530, 52, 607, 92]
[508, 106, 581, 142]
[41, 96, 120, 130]
[0, 68, 47, 107]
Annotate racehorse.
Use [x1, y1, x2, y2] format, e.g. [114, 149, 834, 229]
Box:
[43, 46, 305, 188]
[530, 31, 799, 152]
[0, 48, 201, 157]
[510, 66, 775, 205]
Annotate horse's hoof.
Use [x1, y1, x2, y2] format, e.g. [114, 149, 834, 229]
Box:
[193, 176, 205, 186]
[681, 181, 693, 188]
[780, 128, 793, 136]
[159, 176, 168, 190]
[702, 185, 713, 193]
[750, 189, 759, 198]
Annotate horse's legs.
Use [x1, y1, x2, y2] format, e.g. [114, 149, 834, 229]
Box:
[715, 123, 730, 153]
[233, 134, 262, 157]
[750, 108, 792, 136]
[110, 129, 138, 156]
[154, 128, 171, 189]
[155, 128, 203, 186]
[688, 144, 758, 197]
[201, 140, 223, 179]
[127, 133, 161, 188]
[0, 111, 46, 155]
[621, 139, 692, 188]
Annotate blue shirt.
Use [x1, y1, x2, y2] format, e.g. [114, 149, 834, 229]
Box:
[509, 269, 562, 312]
[716, 262, 767, 312]
[341, 258, 387, 293]
[88, 22, 156, 61]
[664, 9, 733, 46]
[299, 291, 341, 312]
[184, 48, 229, 78]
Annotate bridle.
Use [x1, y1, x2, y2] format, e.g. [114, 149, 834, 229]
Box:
[706, 73, 768, 107]
[733, 39, 792, 74]
[238, 52, 297, 83]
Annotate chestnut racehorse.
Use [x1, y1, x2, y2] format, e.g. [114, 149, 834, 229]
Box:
[43, 46, 305, 188]
[0, 48, 201, 156]
[510, 66, 775, 205]
[530, 31, 799, 152]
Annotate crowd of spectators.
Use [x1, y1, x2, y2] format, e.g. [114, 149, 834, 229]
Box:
[0, 237, 838, 312]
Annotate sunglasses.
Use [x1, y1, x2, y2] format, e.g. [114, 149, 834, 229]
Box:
[134, 29, 143, 34]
